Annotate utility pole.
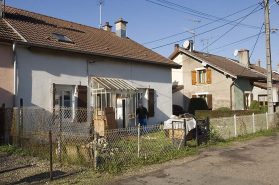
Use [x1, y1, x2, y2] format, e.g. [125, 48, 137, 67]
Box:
[184, 18, 200, 49]
[99, 0, 104, 29]
[264, 0, 277, 114]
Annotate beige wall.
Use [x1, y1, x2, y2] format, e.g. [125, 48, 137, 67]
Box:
[173, 53, 234, 111]
[0, 43, 13, 107]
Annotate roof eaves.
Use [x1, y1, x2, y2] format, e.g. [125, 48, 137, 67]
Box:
[15, 41, 181, 69]
[179, 49, 237, 79]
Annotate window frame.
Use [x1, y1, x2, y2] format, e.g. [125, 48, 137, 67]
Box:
[52, 33, 74, 43]
[197, 69, 207, 84]
[258, 94, 268, 107]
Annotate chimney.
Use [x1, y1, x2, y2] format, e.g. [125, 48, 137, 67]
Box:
[114, 18, 128, 38]
[277, 64, 279, 73]
[189, 40, 194, 52]
[257, 59, 261, 67]
[174, 44, 179, 51]
[238, 49, 250, 66]
[103, 22, 112, 32]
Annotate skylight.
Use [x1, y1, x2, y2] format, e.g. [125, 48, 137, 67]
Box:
[52, 33, 73, 43]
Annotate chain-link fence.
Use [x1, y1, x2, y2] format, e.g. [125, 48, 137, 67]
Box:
[1, 106, 279, 176]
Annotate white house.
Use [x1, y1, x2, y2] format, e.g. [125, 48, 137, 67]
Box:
[0, 5, 181, 129]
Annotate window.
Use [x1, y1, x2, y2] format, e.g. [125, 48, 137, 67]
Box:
[53, 33, 73, 43]
[194, 94, 213, 110]
[258, 95, 268, 106]
[191, 68, 212, 85]
[198, 70, 206, 84]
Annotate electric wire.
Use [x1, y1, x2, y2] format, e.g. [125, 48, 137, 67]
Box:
[249, 23, 265, 59]
[143, 1, 262, 45]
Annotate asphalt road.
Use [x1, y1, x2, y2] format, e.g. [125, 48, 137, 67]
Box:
[105, 134, 279, 185]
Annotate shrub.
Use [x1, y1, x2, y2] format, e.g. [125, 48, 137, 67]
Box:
[249, 100, 260, 110]
[260, 105, 268, 113]
[216, 107, 231, 111]
[188, 98, 208, 115]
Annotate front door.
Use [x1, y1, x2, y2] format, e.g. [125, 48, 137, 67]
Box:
[116, 98, 127, 128]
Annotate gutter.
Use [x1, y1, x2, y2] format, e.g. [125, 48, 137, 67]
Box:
[14, 41, 182, 69]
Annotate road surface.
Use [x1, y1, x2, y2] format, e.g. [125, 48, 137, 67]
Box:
[105, 134, 279, 185]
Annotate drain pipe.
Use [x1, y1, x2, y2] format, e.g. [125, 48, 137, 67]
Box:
[230, 79, 236, 110]
[13, 41, 17, 107]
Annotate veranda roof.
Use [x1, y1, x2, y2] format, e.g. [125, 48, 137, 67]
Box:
[92, 77, 138, 91]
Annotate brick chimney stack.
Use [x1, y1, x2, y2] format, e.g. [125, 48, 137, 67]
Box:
[238, 49, 250, 66]
[102, 22, 112, 32]
[114, 18, 128, 38]
[257, 59, 261, 67]
[277, 64, 279, 73]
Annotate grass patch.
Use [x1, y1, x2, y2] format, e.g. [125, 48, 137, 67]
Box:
[0, 144, 30, 156]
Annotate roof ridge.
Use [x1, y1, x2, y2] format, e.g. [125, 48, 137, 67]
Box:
[4, 5, 106, 32]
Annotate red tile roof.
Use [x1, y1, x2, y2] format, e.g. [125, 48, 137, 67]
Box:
[175, 48, 266, 79]
[253, 82, 279, 90]
[250, 64, 279, 81]
[0, 6, 180, 68]
[0, 19, 23, 41]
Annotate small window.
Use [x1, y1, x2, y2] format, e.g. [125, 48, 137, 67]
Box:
[197, 70, 207, 84]
[53, 33, 73, 43]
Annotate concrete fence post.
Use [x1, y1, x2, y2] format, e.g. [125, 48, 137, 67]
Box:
[94, 125, 97, 169]
[266, 112, 269, 130]
[138, 124, 140, 158]
[252, 113, 255, 133]
[234, 114, 237, 137]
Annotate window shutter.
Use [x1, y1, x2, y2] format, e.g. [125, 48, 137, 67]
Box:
[191, 71, 197, 85]
[206, 68, 212, 84]
[207, 94, 212, 110]
[78, 85, 87, 122]
[148, 89, 155, 117]
[192, 95, 197, 98]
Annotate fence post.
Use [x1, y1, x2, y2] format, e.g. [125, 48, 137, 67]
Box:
[20, 98, 23, 149]
[266, 112, 269, 130]
[234, 114, 237, 137]
[93, 125, 97, 169]
[252, 113, 255, 133]
[49, 130, 53, 181]
[138, 123, 140, 158]
[172, 121, 174, 145]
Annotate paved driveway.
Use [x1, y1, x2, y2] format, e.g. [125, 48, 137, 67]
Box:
[105, 134, 279, 185]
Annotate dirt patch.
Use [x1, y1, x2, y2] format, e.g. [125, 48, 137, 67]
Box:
[0, 152, 83, 184]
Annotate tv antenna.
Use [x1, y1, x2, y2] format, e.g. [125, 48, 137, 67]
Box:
[98, 0, 104, 29]
[200, 36, 216, 53]
[183, 18, 200, 49]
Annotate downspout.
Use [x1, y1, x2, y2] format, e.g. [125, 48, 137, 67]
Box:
[13, 42, 17, 107]
[230, 79, 236, 110]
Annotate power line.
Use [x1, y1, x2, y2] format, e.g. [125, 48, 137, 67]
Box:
[200, 5, 262, 52]
[156, 0, 261, 29]
[143, 1, 261, 45]
[249, 23, 265, 59]
[150, 7, 263, 50]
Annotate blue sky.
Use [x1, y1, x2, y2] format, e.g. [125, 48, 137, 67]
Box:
[5, 0, 279, 70]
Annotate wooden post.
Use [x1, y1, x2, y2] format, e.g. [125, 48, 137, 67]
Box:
[49, 130, 53, 181]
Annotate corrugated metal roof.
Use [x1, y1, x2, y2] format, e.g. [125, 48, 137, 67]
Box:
[92, 77, 138, 91]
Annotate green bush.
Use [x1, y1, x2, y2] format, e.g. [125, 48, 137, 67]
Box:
[249, 100, 260, 110]
[195, 110, 264, 119]
[188, 98, 208, 115]
[216, 107, 231, 111]
[260, 105, 268, 113]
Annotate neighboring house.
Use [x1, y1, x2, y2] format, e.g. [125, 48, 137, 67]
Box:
[169, 42, 278, 111]
[0, 4, 180, 128]
[250, 62, 279, 110]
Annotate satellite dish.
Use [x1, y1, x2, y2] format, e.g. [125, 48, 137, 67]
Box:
[233, 49, 239, 57]
[183, 40, 190, 49]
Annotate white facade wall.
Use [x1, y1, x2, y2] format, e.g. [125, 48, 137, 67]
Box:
[16, 46, 172, 125]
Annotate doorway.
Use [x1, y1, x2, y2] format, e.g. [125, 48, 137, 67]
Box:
[122, 99, 126, 128]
